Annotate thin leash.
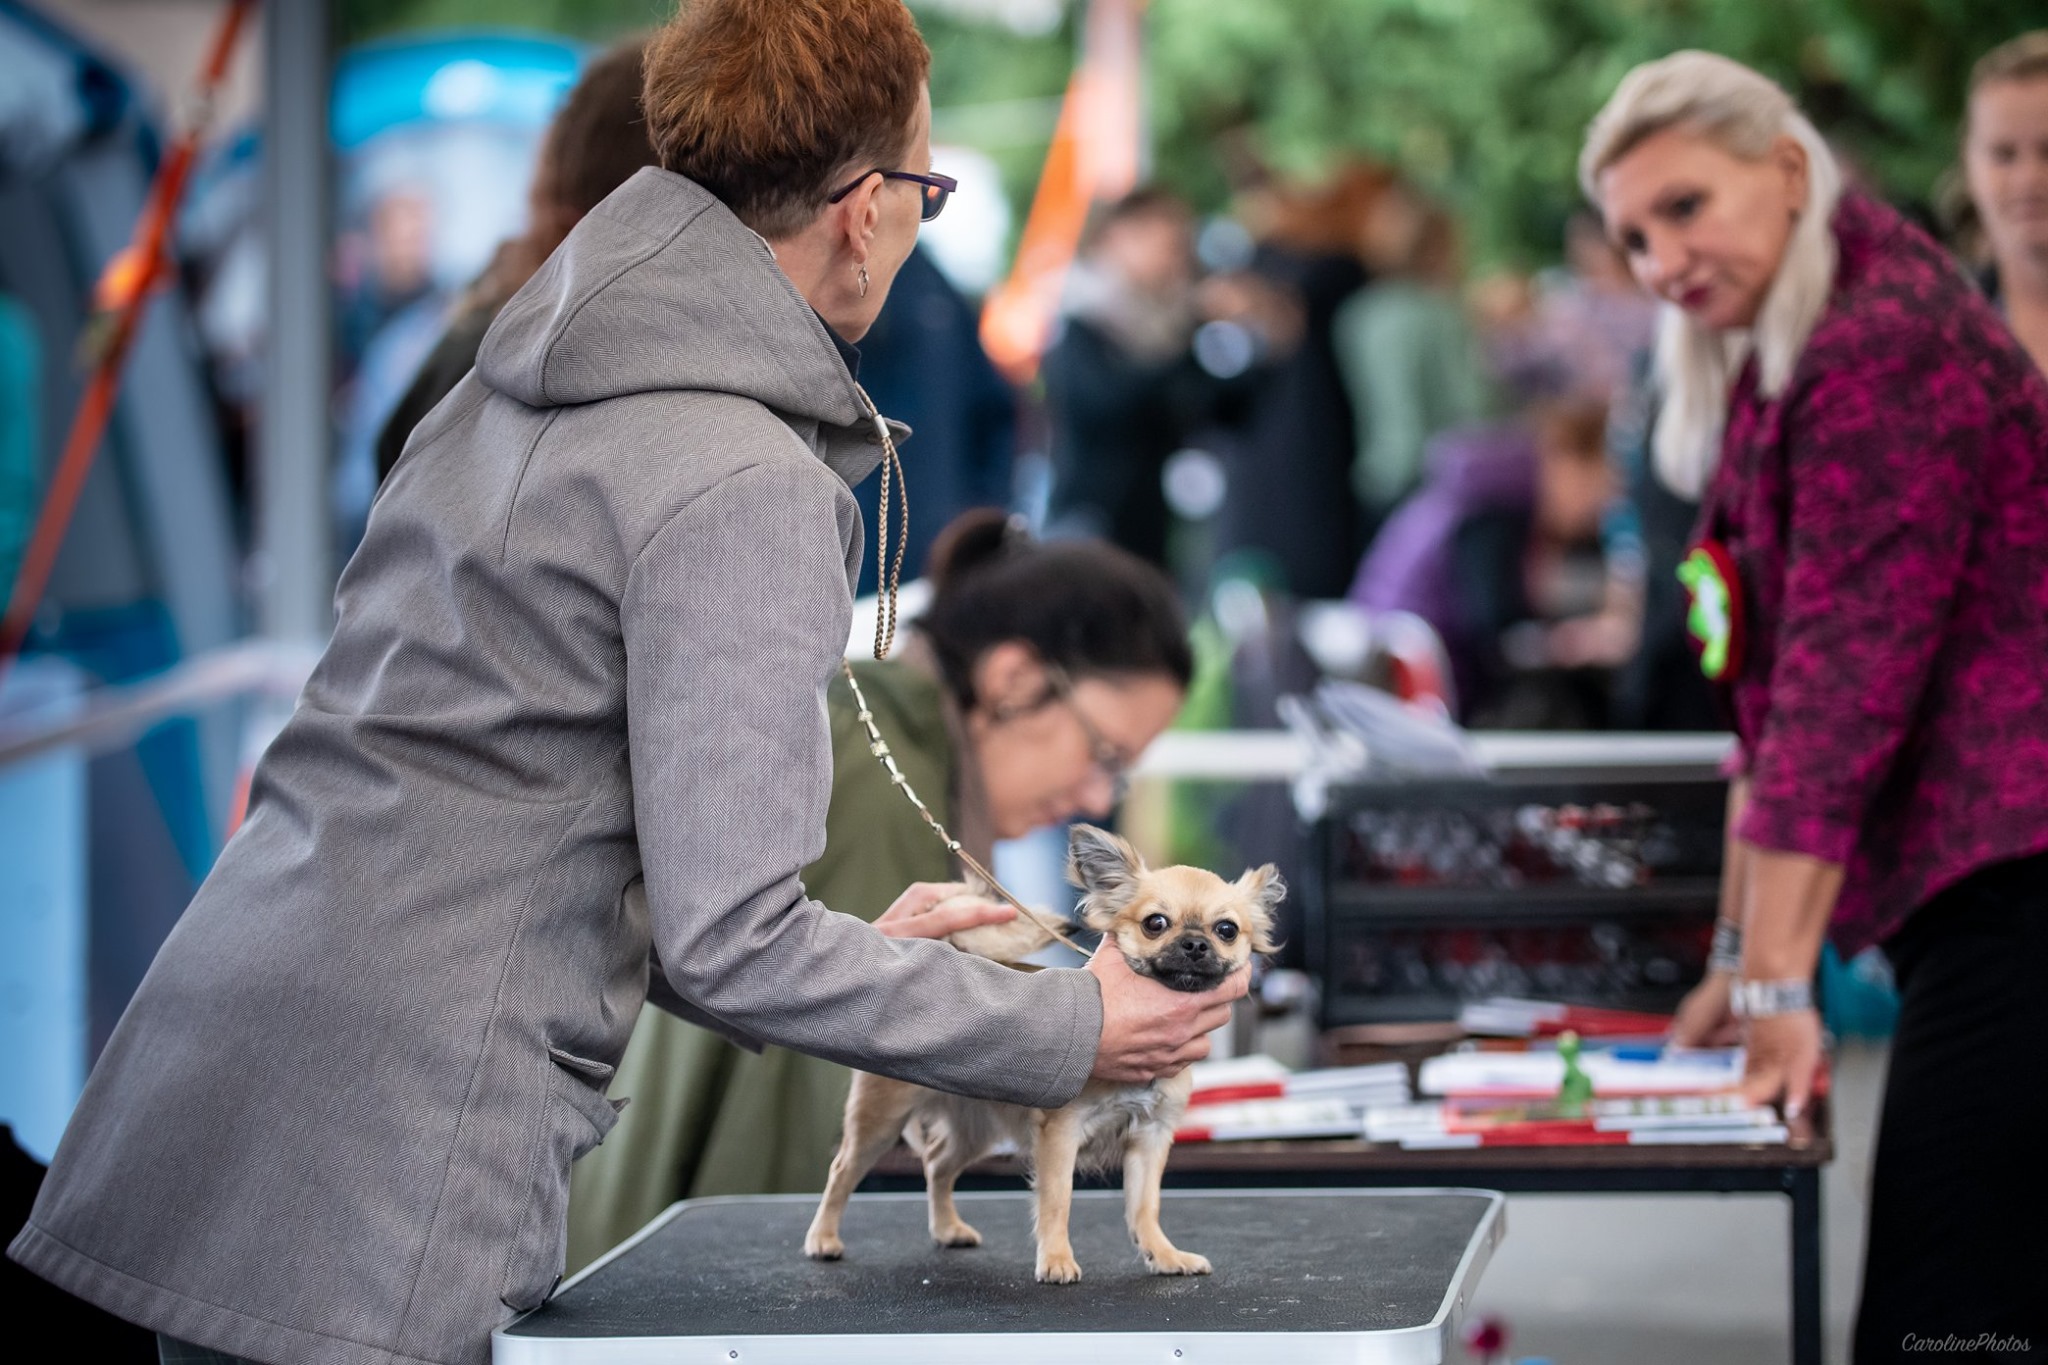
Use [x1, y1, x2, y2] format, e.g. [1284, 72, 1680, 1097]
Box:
[845, 384, 1093, 958]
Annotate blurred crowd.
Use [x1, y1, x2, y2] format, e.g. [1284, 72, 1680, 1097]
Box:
[1029, 32, 2048, 736]
[164, 27, 2048, 738]
[1037, 163, 1656, 731]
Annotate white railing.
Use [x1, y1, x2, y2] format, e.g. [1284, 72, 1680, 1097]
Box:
[1135, 730, 1733, 781]
[0, 639, 319, 772]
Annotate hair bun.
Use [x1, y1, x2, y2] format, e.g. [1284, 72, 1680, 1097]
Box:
[925, 507, 1024, 599]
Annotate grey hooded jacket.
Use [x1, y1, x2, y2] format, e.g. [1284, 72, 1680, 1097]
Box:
[9, 169, 1103, 1365]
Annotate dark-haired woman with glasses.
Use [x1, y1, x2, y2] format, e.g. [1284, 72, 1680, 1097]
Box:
[11, 4, 1242, 1363]
[567, 509, 1194, 1267]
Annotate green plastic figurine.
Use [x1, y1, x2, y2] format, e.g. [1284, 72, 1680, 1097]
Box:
[1556, 1029, 1594, 1116]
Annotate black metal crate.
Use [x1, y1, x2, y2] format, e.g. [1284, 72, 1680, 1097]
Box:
[1306, 774, 1727, 1027]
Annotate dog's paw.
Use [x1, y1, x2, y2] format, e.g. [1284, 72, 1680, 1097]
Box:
[1035, 1249, 1083, 1284]
[803, 1229, 845, 1261]
[931, 1219, 982, 1249]
[1144, 1248, 1212, 1276]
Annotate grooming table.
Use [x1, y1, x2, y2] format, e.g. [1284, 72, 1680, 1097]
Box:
[495, 1189, 1506, 1364]
[866, 1089, 1832, 1363]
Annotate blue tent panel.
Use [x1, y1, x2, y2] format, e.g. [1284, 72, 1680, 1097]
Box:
[332, 31, 582, 150]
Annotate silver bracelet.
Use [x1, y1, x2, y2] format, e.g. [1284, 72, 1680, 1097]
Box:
[1729, 977, 1814, 1019]
[1708, 920, 1743, 975]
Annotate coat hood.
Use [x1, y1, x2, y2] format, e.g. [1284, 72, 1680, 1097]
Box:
[476, 167, 896, 486]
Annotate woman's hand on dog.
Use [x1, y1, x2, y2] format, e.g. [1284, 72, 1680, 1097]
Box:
[875, 881, 1015, 940]
[1087, 941, 1246, 1083]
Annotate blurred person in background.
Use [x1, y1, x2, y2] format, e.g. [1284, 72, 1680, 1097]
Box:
[1488, 210, 1659, 405]
[1964, 30, 2048, 376]
[1347, 400, 1614, 726]
[1208, 160, 1385, 600]
[1473, 212, 1663, 716]
[1585, 53, 2048, 1360]
[1600, 361, 1722, 730]
[1334, 177, 1493, 538]
[374, 36, 656, 483]
[335, 181, 449, 545]
[10, 4, 1244, 1362]
[337, 186, 436, 371]
[567, 510, 1192, 1267]
[1042, 187, 1205, 568]
[849, 244, 1017, 594]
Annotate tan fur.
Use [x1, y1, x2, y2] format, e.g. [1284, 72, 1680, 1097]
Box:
[804, 827, 1283, 1283]
[942, 902, 1056, 965]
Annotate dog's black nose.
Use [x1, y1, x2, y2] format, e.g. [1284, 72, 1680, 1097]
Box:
[1175, 935, 1210, 957]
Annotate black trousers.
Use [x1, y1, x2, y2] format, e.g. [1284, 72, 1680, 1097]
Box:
[1854, 852, 2048, 1363]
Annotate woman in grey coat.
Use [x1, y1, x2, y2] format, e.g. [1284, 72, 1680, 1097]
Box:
[8, 5, 1242, 1364]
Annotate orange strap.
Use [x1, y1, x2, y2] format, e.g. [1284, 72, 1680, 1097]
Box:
[0, 0, 257, 687]
[977, 0, 1146, 384]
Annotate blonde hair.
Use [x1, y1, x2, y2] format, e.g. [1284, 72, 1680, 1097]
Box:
[1579, 51, 1843, 498]
[1970, 30, 2048, 96]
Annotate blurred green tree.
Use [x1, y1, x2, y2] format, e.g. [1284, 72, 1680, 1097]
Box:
[339, 0, 2040, 266]
[1147, 0, 2044, 266]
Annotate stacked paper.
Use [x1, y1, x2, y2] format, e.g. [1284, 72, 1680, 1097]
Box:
[1174, 1055, 1410, 1142]
[1174, 1097, 1365, 1143]
[1188, 1056, 1408, 1109]
[1418, 1046, 1745, 1099]
[1183, 1055, 1292, 1090]
[1378, 1051, 1788, 1149]
[1364, 1093, 1787, 1149]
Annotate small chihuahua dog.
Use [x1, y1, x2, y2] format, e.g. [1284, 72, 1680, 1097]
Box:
[803, 824, 1281, 1284]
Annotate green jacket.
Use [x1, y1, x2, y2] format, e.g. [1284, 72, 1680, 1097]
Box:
[565, 659, 961, 1270]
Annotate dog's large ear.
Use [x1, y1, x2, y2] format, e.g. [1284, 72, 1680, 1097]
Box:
[1066, 824, 1145, 929]
[1232, 863, 1287, 954]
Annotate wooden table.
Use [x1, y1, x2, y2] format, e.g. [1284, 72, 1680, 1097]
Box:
[865, 1098, 1831, 1365]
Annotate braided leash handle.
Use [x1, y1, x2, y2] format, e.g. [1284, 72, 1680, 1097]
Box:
[855, 385, 911, 662]
[844, 387, 1092, 956]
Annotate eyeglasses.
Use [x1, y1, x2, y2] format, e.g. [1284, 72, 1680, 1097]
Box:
[825, 168, 958, 223]
[1043, 664, 1133, 801]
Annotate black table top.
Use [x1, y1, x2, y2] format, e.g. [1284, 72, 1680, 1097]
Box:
[501, 1189, 1502, 1354]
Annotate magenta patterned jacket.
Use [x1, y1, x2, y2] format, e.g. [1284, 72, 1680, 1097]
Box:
[1700, 191, 2048, 956]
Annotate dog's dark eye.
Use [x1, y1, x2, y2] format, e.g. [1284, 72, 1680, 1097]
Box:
[1141, 913, 1170, 937]
[1214, 920, 1240, 944]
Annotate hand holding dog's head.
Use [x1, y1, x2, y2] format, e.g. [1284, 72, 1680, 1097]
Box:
[1066, 824, 1283, 994]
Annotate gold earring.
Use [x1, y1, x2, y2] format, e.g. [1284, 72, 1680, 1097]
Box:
[857, 264, 870, 298]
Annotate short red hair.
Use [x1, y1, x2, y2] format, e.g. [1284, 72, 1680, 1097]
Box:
[642, 0, 930, 238]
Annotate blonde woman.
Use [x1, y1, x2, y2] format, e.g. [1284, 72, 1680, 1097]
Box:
[1964, 31, 2048, 375]
[1582, 52, 2048, 1358]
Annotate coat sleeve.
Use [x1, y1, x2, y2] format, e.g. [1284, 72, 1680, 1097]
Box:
[642, 941, 763, 1050]
[1735, 338, 1984, 864]
[620, 457, 1102, 1109]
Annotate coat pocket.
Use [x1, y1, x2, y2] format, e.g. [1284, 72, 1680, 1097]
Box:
[500, 1047, 624, 1311]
